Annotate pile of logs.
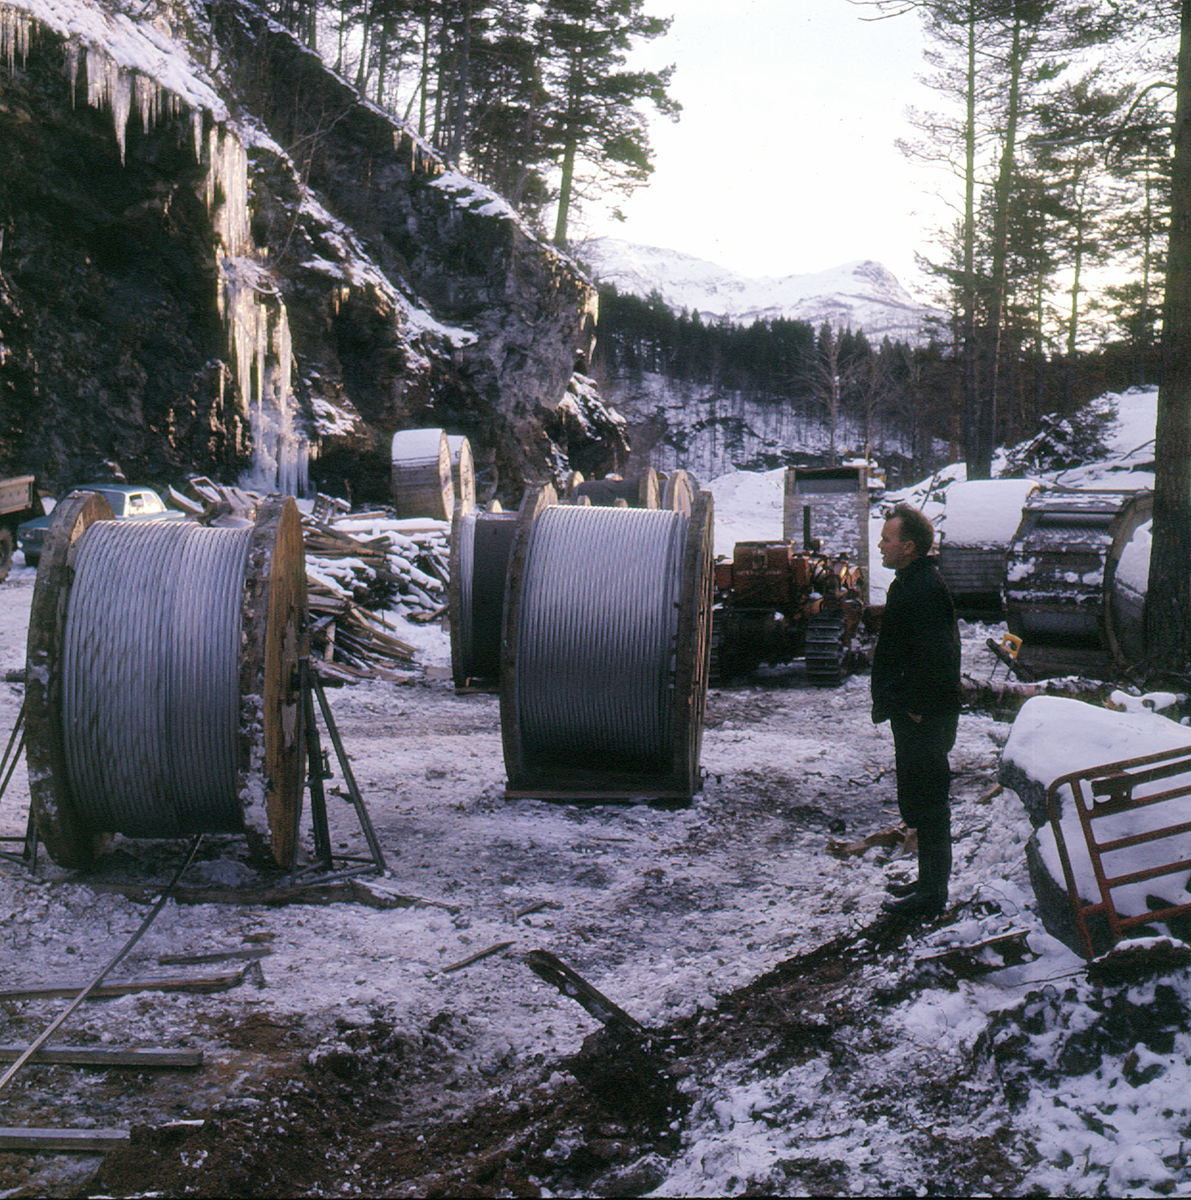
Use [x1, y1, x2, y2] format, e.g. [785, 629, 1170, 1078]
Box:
[176, 479, 450, 682]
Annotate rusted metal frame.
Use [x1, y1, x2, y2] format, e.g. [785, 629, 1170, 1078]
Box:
[1098, 822, 1191, 856]
[298, 656, 333, 871]
[1099, 855, 1191, 889]
[1090, 757, 1191, 804]
[1045, 780, 1098, 962]
[0, 699, 36, 867]
[1047, 745, 1191, 960]
[1073, 775, 1129, 948]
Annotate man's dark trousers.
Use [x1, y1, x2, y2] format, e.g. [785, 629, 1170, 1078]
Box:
[890, 711, 959, 895]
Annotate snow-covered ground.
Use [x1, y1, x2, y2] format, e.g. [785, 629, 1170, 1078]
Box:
[1, 385, 1189, 1196]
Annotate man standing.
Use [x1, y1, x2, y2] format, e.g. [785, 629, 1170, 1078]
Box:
[871, 503, 962, 920]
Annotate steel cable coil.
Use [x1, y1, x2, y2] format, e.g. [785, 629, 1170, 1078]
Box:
[456, 510, 476, 678]
[60, 520, 252, 837]
[514, 505, 688, 771]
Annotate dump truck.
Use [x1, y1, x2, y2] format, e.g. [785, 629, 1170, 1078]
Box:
[0, 475, 43, 582]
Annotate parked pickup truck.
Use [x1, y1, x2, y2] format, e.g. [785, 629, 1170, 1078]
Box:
[0, 475, 44, 582]
[17, 483, 188, 569]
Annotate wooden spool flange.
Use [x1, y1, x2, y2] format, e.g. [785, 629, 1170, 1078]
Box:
[239, 497, 308, 868]
[447, 435, 476, 513]
[448, 497, 476, 691]
[24, 494, 306, 870]
[449, 487, 528, 692]
[663, 469, 694, 515]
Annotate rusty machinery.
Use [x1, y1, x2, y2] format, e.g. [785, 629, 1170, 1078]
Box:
[712, 540, 866, 685]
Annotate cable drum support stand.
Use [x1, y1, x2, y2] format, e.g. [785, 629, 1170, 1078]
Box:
[294, 651, 387, 882]
[0, 697, 37, 869]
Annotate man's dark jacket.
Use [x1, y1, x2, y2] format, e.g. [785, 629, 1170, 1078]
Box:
[871, 556, 962, 724]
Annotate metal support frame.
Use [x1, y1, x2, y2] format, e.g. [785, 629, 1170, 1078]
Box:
[292, 657, 387, 882]
[1, 664, 387, 883]
[1046, 743, 1191, 962]
[0, 701, 38, 871]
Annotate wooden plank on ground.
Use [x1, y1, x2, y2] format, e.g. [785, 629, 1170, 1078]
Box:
[0, 1046, 203, 1068]
[0, 1127, 130, 1151]
[0, 970, 245, 1002]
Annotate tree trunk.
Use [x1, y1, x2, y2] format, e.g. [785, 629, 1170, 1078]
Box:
[448, 0, 472, 164]
[553, 131, 577, 247]
[962, 1, 980, 477]
[978, 5, 1025, 479]
[1145, 0, 1191, 676]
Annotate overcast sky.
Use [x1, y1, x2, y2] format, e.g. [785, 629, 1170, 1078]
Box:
[578, 0, 944, 297]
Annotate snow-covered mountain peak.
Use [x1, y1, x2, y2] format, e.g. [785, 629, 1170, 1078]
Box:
[575, 236, 939, 344]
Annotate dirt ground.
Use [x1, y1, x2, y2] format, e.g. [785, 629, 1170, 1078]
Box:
[0, 565, 1022, 1197]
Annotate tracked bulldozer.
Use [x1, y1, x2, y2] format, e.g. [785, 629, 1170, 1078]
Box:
[711, 541, 866, 685]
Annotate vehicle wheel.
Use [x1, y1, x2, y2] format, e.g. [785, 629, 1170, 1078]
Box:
[0, 527, 12, 582]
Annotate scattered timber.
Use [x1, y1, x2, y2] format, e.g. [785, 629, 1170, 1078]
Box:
[0, 1127, 130, 1151]
[0, 969, 248, 1002]
[176, 478, 450, 681]
[0, 1046, 203, 1068]
[524, 949, 644, 1034]
[441, 941, 516, 973]
[85, 878, 456, 911]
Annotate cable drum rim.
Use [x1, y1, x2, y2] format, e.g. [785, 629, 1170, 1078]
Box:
[514, 505, 688, 772]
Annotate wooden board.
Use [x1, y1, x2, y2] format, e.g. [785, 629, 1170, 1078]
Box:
[0, 1127, 130, 1151]
[240, 498, 307, 868]
[0, 1046, 203, 1068]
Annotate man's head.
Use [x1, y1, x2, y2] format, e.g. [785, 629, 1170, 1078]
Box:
[879, 503, 934, 571]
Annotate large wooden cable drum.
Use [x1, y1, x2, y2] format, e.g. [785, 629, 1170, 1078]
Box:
[573, 469, 659, 510]
[24, 493, 306, 869]
[449, 487, 555, 691]
[391, 428, 454, 519]
[500, 491, 714, 801]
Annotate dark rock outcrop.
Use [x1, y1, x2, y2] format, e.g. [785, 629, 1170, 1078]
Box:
[0, 0, 620, 505]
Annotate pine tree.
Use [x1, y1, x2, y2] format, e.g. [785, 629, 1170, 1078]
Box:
[535, 0, 679, 248]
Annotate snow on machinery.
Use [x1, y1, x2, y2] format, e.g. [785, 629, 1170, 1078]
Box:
[1002, 487, 1153, 679]
[712, 465, 874, 686]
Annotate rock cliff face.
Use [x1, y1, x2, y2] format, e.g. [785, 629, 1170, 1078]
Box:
[0, 0, 621, 505]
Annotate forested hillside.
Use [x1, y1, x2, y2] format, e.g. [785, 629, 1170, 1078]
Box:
[591, 285, 1151, 485]
[266, 0, 679, 247]
[247, 0, 1174, 490]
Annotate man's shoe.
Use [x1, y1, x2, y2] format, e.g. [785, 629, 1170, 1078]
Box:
[885, 877, 919, 899]
[881, 889, 946, 920]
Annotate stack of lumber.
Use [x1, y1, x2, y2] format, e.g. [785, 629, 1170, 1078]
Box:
[304, 511, 450, 682]
[177, 479, 450, 682]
